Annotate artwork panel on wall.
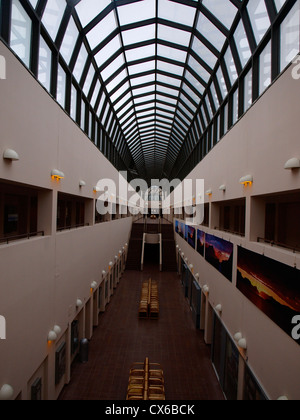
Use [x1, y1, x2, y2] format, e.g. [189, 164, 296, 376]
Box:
[237, 247, 300, 346]
[205, 233, 234, 282]
[197, 230, 205, 257]
[187, 225, 196, 249]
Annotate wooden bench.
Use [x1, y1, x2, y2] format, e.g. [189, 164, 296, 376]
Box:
[138, 278, 159, 319]
[126, 357, 165, 400]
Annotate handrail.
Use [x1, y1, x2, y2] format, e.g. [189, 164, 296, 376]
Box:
[141, 233, 146, 271]
[0, 231, 45, 245]
[159, 233, 162, 272]
[57, 223, 90, 232]
[257, 237, 300, 253]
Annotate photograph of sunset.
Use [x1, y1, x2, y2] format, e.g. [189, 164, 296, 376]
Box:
[205, 234, 234, 282]
[237, 247, 300, 345]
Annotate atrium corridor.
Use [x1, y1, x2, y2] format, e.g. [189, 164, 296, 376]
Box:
[59, 265, 224, 401]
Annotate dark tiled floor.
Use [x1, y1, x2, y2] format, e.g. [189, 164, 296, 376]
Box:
[59, 265, 224, 400]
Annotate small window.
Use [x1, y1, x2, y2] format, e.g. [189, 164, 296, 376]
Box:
[38, 36, 52, 91]
[10, 0, 32, 68]
[280, 1, 300, 72]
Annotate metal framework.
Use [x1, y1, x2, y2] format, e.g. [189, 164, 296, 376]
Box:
[0, 0, 298, 182]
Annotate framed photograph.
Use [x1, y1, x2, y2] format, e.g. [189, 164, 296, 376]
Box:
[31, 377, 42, 401]
[237, 247, 300, 345]
[205, 234, 234, 282]
[55, 342, 66, 385]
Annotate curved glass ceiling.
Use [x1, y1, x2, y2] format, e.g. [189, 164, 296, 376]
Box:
[6, 0, 296, 181]
[72, 0, 239, 180]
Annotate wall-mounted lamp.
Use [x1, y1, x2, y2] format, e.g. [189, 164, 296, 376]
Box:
[0, 384, 14, 400]
[76, 299, 83, 309]
[51, 169, 65, 181]
[3, 148, 19, 161]
[194, 273, 200, 281]
[203, 285, 209, 295]
[93, 186, 101, 193]
[102, 270, 106, 277]
[238, 338, 247, 350]
[234, 332, 243, 342]
[234, 332, 247, 350]
[284, 157, 300, 170]
[219, 184, 226, 192]
[215, 304, 222, 313]
[91, 281, 98, 291]
[79, 180, 86, 188]
[240, 175, 253, 187]
[48, 330, 57, 343]
[189, 264, 194, 273]
[206, 189, 213, 196]
[109, 261, 113, 270]
[53, 325, 62, 336]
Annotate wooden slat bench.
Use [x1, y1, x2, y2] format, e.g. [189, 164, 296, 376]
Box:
[126, 357, 165, 400]
[138, 278, 159, 319]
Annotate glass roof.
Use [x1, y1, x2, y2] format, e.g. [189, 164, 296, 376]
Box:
[20, 0, 292, 181]
[74, 0, 238, 179]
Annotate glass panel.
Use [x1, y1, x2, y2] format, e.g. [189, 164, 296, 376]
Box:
[188, 55, 210, 83]
[210, 81, 220, 109]
[224, 46, 238, 85]
[28, 0, 38, 9]
[117, 0, 156, 26]
[280, 0, 300, 71]
[70, 84, 77, 121]
[73, 43, 88, 82]
[129, 60, 156, 76]
[197, 13, 226, 52]
[91, 80, 101, 108]
[202, 0, 237, 30]
[95, 35, 122, 67]
[82, 63, 96, 96]
[182, 83, 201, 104]
[106, 69, 127, 93]
[122, 24, 155, 47]
[86, 11, 118, 50]
[274, 0, 287, 12]
[38, 36, 52, 91]
[158, 0, 196, 27]
[60, 17, 79, 65]
[157, 73, 181, 88]
[125, 44, 155, 63]
[259, 40, 271, 95]
[81, 99, 86, 129]
[234, 20, 251, 68]
[192, 36, 218, 70]
[185, 70, 205, 95]
[232, 88, 239, 125]
[57, 63, 66, 107]
[10, 0, 32, 68]
[75, 0, 111, 28]
[244, 68, 252, 112]
[216, 66, 228, 98]
[247, 0, 270, 45]
[157, 44, 187, 63]
[42, 0, 66, 41]
[101, 54, 125, 82]
[157, 60, 184, 77]
[158, 24, 192, 48]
